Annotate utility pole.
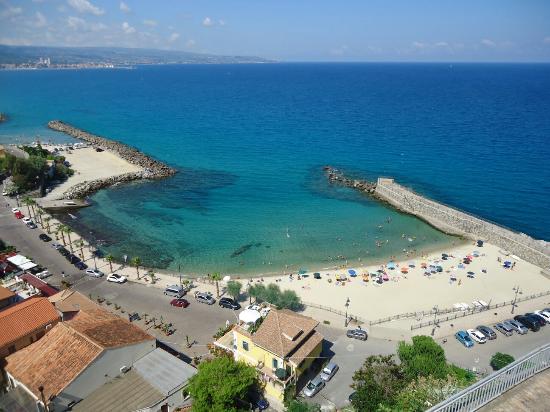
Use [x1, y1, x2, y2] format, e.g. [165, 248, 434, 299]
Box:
[344, 297, 350, 327]
[511, 286, 522, 314]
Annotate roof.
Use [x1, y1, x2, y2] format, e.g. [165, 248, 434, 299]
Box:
[49, 290, 101, 314]
[288, 331, 324, 367]
[65, 308, 154, 348]
[7, 255, 31, 267]
[72, 369, 164, 412]
[0, 285, 15, 301]
[5, 322, 103, 400]
[133, 348, 197, 395]
[19, 273, 59, 297]
[246, 309, 320, 358]
[0, 297, 60, 349]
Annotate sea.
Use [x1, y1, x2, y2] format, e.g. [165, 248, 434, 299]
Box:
[1, 63, 549, 275]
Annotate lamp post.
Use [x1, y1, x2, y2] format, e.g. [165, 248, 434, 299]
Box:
[511, 286, 522, 314]
[431, 305, 439, 336]
[344, 297, 350, 327]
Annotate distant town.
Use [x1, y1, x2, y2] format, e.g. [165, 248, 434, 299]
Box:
[0, 56, 118, 70]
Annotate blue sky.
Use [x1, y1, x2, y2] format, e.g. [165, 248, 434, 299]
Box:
[1, 0, 550, 61]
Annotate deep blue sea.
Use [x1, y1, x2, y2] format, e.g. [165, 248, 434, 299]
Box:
[1, 63, 549, 275]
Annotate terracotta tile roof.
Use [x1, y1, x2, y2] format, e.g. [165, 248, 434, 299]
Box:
[288, 331, 324, 367]
[0, 297, 60, 349]
[249, 309, 319, 358]
[65, 308, 154, 348]
[49, 290, 101, 314]
[0, 285, 15, 301]
[4, 323, 102, 400]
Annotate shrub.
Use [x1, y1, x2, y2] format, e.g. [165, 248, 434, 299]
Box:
[490, 353, 515, 371]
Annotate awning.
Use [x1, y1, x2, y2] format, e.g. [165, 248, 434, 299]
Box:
[239, 309, 261, 324]
[19, 262, 37, 270]
[7, 254, 32, 267]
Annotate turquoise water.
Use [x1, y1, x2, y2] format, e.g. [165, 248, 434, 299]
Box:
[1, 64, 549, 275]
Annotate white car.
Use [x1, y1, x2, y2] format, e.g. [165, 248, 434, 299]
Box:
[535, 310, 550, 323]
[467, 328, 487, 344]
[2, 191, 8, 196]
[22, 217, 32, 224]
[36, 270, 51, 279]
[106, 273, 126, 283]
[86, 269, 104, 278]
[11, 207, 19, 213]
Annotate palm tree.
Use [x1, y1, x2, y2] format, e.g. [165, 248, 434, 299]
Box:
[56, 224, 66, 245]
[43, 216, 52, 234]
[147, 269, 155, 284]
[64, 226, 74, 253]
[106, 254, 114, 273]
[131, 257, 142, 279]
[36, 208, 44, 227]
[74, 239, 85, 260]
[211, 272, 222, 298]
[22, 196, 34, 219]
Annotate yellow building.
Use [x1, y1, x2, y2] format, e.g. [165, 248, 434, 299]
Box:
[215, 308, 324, 407]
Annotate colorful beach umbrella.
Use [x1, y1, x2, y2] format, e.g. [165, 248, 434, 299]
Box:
[387, 261, 396, 269]
[348, 269, 357, 276]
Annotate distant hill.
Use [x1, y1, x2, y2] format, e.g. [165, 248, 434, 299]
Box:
[0, 45, 274, 66]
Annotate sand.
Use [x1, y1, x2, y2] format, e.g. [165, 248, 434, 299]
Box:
[42, 144, 142, 200]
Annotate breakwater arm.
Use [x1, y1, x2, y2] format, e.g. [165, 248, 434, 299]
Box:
[324, 167, 550, 269]
[48, 120, 176, 178]
[47, 120, 176, 199]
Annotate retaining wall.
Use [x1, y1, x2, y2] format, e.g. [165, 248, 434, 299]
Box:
[374, 178, 550, 270]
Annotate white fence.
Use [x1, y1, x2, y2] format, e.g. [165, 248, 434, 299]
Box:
[428, 342, 550, 411]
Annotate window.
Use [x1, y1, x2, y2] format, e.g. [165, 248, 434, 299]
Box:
[242, 341, 249, 351]
[272, 358, 278, 369]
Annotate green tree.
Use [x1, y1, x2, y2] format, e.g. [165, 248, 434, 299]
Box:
[397, 336, 448, 381]
[105, 254, 114, 273]
[286, 400, 321, 412]
[247, 283, 301, 310]
[74, 239, 85, 260]
[21, 196, 34, 219]
[131, 256, 141, 279]
[394, 375, 465, 412]
[56, 224, 67, 245]
[211, 272, 222, 298]
[248, 284, 266, 303]
[351, 355, 406, 412]
[188, 356, 258, 412]
[147, 269, 156, 284]
[490, 353, 515, 371]
[64, 225, 74, 253]
[226, 281, 242, 301]
[43, 216, 51, 234]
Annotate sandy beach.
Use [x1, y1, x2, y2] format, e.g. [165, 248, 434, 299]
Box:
[41, 144, 143, 200]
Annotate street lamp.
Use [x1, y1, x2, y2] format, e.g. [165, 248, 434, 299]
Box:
[431, 305, 439, 336]
[344, 297, 350, 327]
[511, 286, 522, 314]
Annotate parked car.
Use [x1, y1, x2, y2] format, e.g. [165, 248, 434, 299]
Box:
[39, 234, 52, 242]
[14, 211, 24, 219]
[107, 273, 127, 283]
[170, 298, 190, 308]
[219, 297, 241, 310]
[513, 315, 539, 332]
[22, 217, 32, 224]
[506, 319, 529, 334]
[74, 261, 88, 270]
[494, 322, 514, 337]
[256, 398, 269, 411]
[455, 330, 474, 348]
[194, 291, 215, 305]
[534, 310, 550, 323]
[320, 362, 339, 382]
[467, 329, 487, 344]
[164, 285, 186, 298]
[11, 207, 20, 213]
[26, 221, 37, 229]
[51, 242, 63, 250]
[36, 270, 51, 279]
[66, 254, 81, 264]
[346, 328, 368, 341]
[476, 325, 497, 340]
[526, 313, 547, 327]
[303, 376, 325, 397]
[85, 269, 104, 277]
[58, 247, 70, 256]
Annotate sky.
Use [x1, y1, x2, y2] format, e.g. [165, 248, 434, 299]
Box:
[1, 0, 550, 62]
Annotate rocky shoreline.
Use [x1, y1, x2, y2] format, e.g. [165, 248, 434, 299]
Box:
[0, 113, 7, 122]
[48, 120, 177, 199]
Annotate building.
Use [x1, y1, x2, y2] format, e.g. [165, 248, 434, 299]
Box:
[0, 297, 60, 358]
[215, 308, 324, 406]
[3, 292, 195, 412]
[0, 285, 16, 310]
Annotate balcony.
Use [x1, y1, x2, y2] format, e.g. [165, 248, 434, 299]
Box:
[256, 363, 296, 386]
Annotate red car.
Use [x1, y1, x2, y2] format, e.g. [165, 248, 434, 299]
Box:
[15, 211, 24, 219]
[170, 298, 190, 308]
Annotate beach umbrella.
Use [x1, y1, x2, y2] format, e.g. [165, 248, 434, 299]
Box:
[408, 261, 416, 267]
[401, 267, 408, 273]
[421, 262, 427, 268]
[348, 269, 357, 276]
[458, 263, 465, 269]
[467, 271, 475, 275]
[387, 261, 396, 270]
[504, 261, 511, 265]
[223, 275, 231, 282]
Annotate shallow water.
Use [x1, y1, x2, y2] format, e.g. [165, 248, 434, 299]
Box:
[1, 63, 549, 274]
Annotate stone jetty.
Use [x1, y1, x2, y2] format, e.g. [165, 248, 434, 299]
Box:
[47, 120, 177, 199]
[0, 113, 7, 123]
[324, 166, 550, 269]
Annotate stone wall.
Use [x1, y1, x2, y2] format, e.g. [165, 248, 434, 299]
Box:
[374, 178, 550, 270]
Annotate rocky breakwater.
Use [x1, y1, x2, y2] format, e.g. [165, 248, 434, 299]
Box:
[0, 113, 7, 123]
[323, 166, 377, 194]
[48, 120, 177, 199]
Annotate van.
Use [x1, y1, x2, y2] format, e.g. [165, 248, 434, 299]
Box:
[164, 285, 185, 298]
